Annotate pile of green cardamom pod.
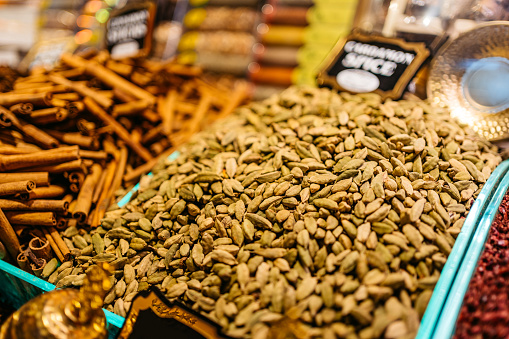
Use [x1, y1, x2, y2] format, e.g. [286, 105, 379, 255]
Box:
[46, 86, 501, 338]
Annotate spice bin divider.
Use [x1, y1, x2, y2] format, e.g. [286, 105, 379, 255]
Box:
[0, 155, 507, 338]
[431, 159, 509, 338]
[416, 159, 509, 339]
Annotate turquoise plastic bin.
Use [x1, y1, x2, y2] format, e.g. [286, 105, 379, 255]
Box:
[0, 154, 506, 338]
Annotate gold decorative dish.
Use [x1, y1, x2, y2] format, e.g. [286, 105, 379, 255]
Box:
[428, 21, 509, 141]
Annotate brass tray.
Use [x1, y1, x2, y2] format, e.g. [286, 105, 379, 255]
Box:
[428, 21, 509, 141]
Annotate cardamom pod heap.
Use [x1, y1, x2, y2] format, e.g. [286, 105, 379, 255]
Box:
[54, 87, 501, 338]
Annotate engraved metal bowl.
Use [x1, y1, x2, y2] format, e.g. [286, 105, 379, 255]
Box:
[428, 21, 509, 141]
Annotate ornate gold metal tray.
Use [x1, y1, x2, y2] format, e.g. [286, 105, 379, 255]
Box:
[428, 21, 509, 141]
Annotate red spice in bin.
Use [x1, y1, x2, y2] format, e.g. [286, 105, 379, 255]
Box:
[454, 191, 509, 338]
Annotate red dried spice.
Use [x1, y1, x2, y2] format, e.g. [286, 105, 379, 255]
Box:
[454, 192, 509, 338]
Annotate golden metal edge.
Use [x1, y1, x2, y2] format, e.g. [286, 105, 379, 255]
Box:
[115, 290, 225, 339]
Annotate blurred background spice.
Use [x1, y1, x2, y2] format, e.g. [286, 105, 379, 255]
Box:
[454, 190, 509, 339]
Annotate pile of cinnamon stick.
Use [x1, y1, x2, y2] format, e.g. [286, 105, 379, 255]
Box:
[0, 50, 249, 274]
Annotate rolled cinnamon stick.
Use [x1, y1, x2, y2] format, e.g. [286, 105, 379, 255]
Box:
[42, 229, 63, 262]
[42, 227, 64, 262]
[67, 218, 78, 228]
[187, 92, 213, 136]
[55, 67, 85, 78]
[175, 101, 197, 114]
[165, 63, 203, 77]
[45, 130, 99, 150]
[0, 145, 39, 155]
[68, 199, 77, 212]
[65, 103, 78, 118]
[5, 211, 57, 227]
[0, 105, 15, 127]
[0, 181, 36, 196]
[110, 144, 128, 197]
[0, 207, 21, 259]
[0, 106, 58, 148]
[56, 218, 68, 229]
[70, 183, 80, 193]
[0, 92, 50, 106]
[50, 97, 69, 108]
[61, 54, 156, 103]
[112, 100, 152, 117]
[86, 208, 97, 226]
[48, 227, 70, 261]
[79, 150, 109, 161]
[29, 107, 69, 125]
[0, 199, 68, 212]
[62, 194, 74, 217]
[29, 237, 52, 261]
[68, 172, 85, 193]
[13, 84, 67, 94]
[141, 109, 161, 124]
[16, 252, 31, 272]
[10, 103, 33, 115]
[97, 90, 114, 99]
[0, 172, 49, 186]
[19, 159, 83, 173]
[18, 122, 60, 149]
[195, 79, 230, 106]
[48, 74, 113, 108]
[141, 124, 164, 145]
[76, 119, 96, 135]
[62, 194, 73, 204]
[93, 157, 118, 226]
[73, 163, 102, 222]
[92, 167, 108, 205]
[84, 97, 153, 162]
[131, 71, 152, 87]
[13, 81, 53, 91]
[67, 170, 83, 182]
[31, 258, 46, 277]
[217, 81, 249, 120]
[0, 146, 79, 171]
[69, 101, 85, 113]
[106, 59, 133, 77]
[113, 87, 137, 103]
[53, 92, 81, 101]
[16, 185, 66, 200]
[160, 90, 177, 134]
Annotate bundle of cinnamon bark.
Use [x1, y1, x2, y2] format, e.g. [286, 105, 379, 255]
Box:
[0, 50, 249, 275]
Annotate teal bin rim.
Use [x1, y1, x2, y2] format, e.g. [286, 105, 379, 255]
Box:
[416, 159, 509, 339]
[431, 159, 509, 338]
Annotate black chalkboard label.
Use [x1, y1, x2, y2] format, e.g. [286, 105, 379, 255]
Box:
[116, 288, 233, 339]
[317, 31, 429, 100]
[106, 3, 156, 59]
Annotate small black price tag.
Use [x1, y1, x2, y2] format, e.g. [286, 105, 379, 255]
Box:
[317, 31, 429, 100]
[106, 3, 156, 59]
[116, 288, 233, 339]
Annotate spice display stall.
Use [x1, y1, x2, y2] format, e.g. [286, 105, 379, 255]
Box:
[0, 1, 509, 339]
